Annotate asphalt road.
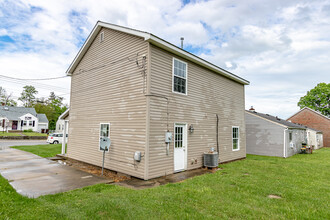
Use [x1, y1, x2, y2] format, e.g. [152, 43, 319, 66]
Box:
[0, 140, 47, 150]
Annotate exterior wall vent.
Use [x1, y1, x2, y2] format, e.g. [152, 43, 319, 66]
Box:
[100, 31, 104, 42]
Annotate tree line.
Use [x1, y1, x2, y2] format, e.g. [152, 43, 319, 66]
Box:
[0, 85, 67, 130]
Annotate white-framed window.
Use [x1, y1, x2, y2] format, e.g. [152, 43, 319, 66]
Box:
[99, 123, 110, 151]
[289, 132, 292, 142]
[29, 121, 33, 126]
[23, 121, 27, 126]
[172, 58, 187, 95]
[232, 126, 240, 151]
[100, 31, 104, 42]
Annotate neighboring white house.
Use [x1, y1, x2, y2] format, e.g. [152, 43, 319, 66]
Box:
[0, 105, 49, 132]
[56, 109, 69, 133]
[305, 127, 323, 149]
[245, 110, 307, 158]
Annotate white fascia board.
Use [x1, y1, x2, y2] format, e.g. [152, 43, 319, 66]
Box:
[59, 108, 70, 120]
[146, 35, 250, 85]
[98, 21, 151, 40]
[245, 111, 287, 128]
[66, 21, 151, 75]
[67, 21, 250, 85]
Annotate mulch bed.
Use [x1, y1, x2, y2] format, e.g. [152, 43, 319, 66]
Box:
[59, 158, 131, 182]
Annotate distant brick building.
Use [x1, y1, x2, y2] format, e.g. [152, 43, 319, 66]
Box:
[287, 107, 330, 147]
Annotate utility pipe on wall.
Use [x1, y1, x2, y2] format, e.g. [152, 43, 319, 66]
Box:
[216, 114, 219, 153]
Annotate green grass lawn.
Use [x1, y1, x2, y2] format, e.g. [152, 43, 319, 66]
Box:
[12, 144, 62, 158]
[22, 132, 48, 137]
[0, 132, 47, 136]
[0, 132, 21, 136]
[1, 147, 329, 219]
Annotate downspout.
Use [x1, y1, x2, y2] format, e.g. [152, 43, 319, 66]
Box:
[216, 114, 219, 153]
[283, 128, 288, 158]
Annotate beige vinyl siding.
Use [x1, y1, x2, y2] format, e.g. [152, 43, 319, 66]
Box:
[68, 28, 148, 179]
[147, 44, 246, 179]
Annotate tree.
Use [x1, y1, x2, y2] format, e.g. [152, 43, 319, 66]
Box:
[298, 83, 330, 117]
[34, 92, 67, 130]
[0, 86, 17, 106]
[19, 85, 38, 107]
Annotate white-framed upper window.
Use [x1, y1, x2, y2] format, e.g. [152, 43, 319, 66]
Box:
[99, 123, 110, 151]
[172, 58, 187, 95]
[232, 126, 240, 151]
[100, 31, 104, 42]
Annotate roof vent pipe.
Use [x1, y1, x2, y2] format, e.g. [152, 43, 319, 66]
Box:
[249, 106, 255, 112]
[180, 37, 184, 49]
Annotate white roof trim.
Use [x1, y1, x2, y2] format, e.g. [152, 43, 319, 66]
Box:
[245, 111, 287, 128]
[59, 108, 70, 120]
[66, 21, 249, 85]
[287, 107, 330, 121]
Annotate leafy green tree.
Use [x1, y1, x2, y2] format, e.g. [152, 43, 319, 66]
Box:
[0, 86, 17, 106]
[298, 83, 330, 117]
[34, 92, 67, 130]
[19, 85, 38, 107]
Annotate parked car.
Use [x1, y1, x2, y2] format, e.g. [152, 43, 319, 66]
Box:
[47, 133, 68, 144]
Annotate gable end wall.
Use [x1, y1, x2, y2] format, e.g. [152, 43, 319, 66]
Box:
[68, 27, 148, 179]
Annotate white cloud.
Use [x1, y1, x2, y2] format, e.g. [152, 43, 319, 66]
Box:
[0, 0, 329, 118]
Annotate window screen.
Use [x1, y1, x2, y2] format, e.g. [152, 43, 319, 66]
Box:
[100, 124, 109, 138]
[99, 123, 110, 151]
[173, 59, 187, 94]
[232, 127, 239, 150]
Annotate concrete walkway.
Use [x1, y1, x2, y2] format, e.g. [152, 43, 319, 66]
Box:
[0, 148, 109, 198]
[0, 140, 47, 150]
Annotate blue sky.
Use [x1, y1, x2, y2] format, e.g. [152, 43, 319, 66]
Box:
[0, 0, 329, 118]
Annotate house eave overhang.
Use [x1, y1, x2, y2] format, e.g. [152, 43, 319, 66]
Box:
[66, 21, 249, 86]
[59, 108, 70, 120]
[146, 35, 249, 85]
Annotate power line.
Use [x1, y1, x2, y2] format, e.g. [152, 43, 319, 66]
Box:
[0, 74, 68, 81]
[0, 77, 69, 92]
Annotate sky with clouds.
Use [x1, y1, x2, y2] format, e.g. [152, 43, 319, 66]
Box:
[0, 0, 329, 118]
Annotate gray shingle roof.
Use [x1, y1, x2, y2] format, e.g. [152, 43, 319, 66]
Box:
[37, 114, 48, 123]
[0, 106, 48, 123]
[246, 110, 307, 129]
[0, 106, 37, 121]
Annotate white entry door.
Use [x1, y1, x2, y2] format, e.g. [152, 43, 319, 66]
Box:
[174, 124, 187, 172]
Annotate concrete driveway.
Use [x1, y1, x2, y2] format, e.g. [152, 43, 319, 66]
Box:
[0, 140, 47, 150]
[0, 148, 109, 198]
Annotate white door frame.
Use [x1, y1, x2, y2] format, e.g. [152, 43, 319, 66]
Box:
[174, 123, 187, 172]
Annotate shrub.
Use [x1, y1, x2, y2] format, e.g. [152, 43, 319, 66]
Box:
[23, 129, 33, 132]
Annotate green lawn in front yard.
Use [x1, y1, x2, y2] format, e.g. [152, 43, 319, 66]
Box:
[1, 147, 329, 219]
[0, 132, 47, 136]
[12, 144, 62, 158]
[21, 132, 48, 136]
[0, 132, 21, 136]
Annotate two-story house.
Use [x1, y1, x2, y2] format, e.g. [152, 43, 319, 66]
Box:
[66, 21, 249, 180]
